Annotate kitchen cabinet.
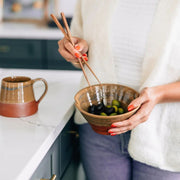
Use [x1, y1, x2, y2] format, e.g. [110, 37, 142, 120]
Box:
[0, 38, 80, 71]
[46, 40, 77, 70]
[30, 116, 79, 180]
[0, 39, 42, 69]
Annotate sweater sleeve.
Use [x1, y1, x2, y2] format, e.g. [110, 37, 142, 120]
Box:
[70, 0, 83, 38]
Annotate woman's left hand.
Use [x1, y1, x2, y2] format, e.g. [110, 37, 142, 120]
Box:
[108, 87, 159, 136]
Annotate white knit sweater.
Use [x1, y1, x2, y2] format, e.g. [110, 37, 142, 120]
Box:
[71, 0, 180, 172]
[111, 0, 159, 91]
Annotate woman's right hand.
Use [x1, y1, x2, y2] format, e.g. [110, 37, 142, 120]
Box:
[58, 37, 89, 64]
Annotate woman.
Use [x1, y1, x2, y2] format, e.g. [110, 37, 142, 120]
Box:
[58, 0, 180, 179]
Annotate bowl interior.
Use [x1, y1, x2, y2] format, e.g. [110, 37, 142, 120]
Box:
[74, 84, 139, 114]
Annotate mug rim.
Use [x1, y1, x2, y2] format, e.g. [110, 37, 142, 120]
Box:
[2, 76, 31, 84]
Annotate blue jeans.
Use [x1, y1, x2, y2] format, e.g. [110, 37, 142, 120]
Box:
[78, 123, 180, 180]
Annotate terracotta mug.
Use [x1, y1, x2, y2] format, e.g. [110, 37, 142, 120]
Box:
[0, 76, 48, 117]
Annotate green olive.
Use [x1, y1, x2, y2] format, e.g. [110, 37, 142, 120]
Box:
[109, 113, 118, 116]
[112, 105, 118, 113]
[100, 112, 107, 116]
[112, 100, 120, 107]
[118, 108, 124, 114]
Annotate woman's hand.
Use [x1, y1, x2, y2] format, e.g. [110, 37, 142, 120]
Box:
[58, 37, 89, 65]
[108, 87, 160, 136]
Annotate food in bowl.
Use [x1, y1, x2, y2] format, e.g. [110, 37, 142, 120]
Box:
[88, 99, 126, 116]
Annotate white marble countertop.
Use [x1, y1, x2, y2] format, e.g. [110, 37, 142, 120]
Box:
[0, 68, 82, 180]
[0, 22, 64, 40]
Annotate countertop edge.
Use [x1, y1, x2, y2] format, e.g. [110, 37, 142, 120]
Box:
[17, 103, 75, 180]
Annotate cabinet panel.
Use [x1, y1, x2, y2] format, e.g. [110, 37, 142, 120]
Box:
[46, 40, 79, 70]
[30, 151, 51, 180]
[30, 117, 79, 180]
[61, 159, 78, 180]
[0, 59, 42, 69]
[51, 137, 60, 180]
[0, 39, 42, 59]
[59, 129, 74, 178]
[0, 39, 42, 69]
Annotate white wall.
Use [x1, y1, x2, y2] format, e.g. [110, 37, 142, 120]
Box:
[54, 0, 77, 17]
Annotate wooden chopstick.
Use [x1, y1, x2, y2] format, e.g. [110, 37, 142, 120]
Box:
[50, 13, 101, 88]
[60, 12, 75, 46]
[81, 57, 101, 84]
[61, 13, 101, 85]
[59, 13, 92, 87]
[60, 13, 96, 88]
[50, 14, 69, 40]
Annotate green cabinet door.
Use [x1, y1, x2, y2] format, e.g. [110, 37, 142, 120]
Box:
[0, 39, 43, 69]
[30, 117, 79, 180]
[30, 150, 51, 180]
[46, 40, 80, 70]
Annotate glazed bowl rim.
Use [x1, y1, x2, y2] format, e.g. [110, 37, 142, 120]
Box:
[74, 83, 140, 119]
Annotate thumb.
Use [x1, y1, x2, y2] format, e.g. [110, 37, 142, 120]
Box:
[127, 95, 145, 111]
[74, 41, 88, 54]
[74, 44, 83, 51]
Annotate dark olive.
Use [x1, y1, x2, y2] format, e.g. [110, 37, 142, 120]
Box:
[95, 103, 105, 114]
[88, 105, 96, 114]
[104, 106, 114, 115]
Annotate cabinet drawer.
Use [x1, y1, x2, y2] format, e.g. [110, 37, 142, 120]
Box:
[0, 39, 42, 59]
[46, 40, 79, 70]
[59, 120, 76, 178]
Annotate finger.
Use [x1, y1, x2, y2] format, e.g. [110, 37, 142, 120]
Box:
[129, 103, 151, 125]
[82, 53, 87, 57]
[58, 48, 78, 63]
[113, 116, 147, 133]
[82, 56, 88, 61]
[71, 37, 79, 45]
[109, 130, 128, 136]
[127, 96, 146, 111]
[128, 87, 152, 112]
[109, 124, 132, 133]
[111, 103, 149, 128]
[111, 119, 132, 128]
[64, 38, 81, 58]
[75, 40, 88, 54]
[109, 122, 136, 133]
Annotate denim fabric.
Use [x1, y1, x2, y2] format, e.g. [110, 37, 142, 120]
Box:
[78, 123, 180, 180]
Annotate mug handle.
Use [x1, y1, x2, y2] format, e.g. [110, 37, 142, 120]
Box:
[31, 78, 48, 104]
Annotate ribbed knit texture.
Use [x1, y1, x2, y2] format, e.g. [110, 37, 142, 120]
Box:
[111, 0, 159, 91]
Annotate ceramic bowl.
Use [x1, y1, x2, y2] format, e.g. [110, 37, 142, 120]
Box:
[74, 84, 140, 135]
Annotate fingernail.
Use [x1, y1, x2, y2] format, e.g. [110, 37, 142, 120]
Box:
[110, 133, 116, 136]
[75, 53, 81, 58]
[84, 57, 88, 61]
[128, 105, 134, 111]
[75, 45, 80, 51]
[108, 131, 114, 134]
[83, 53, 87, 57]
[111, 124, 117, 128]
